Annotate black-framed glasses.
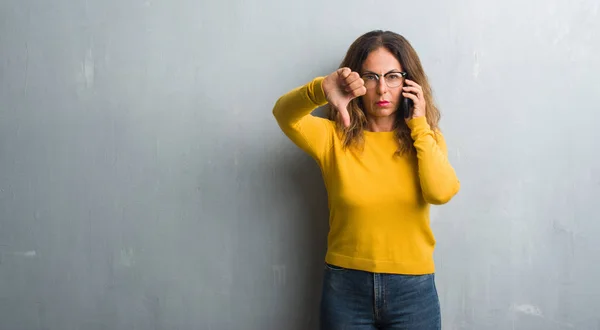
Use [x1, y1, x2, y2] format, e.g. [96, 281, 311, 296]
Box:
[361, 71, 407, 88]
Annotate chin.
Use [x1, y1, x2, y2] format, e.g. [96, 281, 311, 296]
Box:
[368, 108, 397, 118]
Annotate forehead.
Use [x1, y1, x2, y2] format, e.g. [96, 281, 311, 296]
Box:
[361, 47, 402, 72]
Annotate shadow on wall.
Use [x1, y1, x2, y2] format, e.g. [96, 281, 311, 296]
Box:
[267, 149, 330, 329]
[226, 112, 331, 329]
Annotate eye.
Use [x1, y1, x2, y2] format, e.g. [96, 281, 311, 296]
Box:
[363, 74, 378, 81]
[387, 73, 402, 80]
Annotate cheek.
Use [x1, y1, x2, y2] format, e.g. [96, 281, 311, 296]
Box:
[361, 91, 372, 102]
[392, 89, 402, 102]
[361, 90, 377, 106]
[360, 95, 374, 114]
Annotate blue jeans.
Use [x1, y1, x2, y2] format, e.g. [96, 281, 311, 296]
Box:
[319, 263, 441, 330]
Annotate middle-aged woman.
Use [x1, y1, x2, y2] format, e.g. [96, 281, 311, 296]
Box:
[272, 30, 460, 329]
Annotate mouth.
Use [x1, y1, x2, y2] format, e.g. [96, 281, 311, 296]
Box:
[376, 101, 391, 106]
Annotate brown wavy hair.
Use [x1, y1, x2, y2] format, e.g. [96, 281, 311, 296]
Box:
[326, 30, 441, 155]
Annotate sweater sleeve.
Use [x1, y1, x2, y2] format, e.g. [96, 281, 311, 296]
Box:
[407, 116, 460, 204]
[272, 77, 333, 162]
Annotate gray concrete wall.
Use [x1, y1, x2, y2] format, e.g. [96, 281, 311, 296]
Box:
[1, 0, 599, 329]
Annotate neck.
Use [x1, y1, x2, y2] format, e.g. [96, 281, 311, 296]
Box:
[365, 115, 396, 132]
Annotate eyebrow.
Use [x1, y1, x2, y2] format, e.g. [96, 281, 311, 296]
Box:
[362, 69, 403, 75]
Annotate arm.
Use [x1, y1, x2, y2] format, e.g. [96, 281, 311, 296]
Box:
[272, 77, 333, 161]
[408, 117, 460, 204]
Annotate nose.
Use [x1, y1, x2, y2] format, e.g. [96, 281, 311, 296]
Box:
[376, 77, 388, 95]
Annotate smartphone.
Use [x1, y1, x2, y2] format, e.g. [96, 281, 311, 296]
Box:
[402, 80, 414, 119]
[402, 75, 414, 119]
[402, 96, 413, 119]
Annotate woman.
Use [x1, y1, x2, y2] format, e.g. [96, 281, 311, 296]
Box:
[272, 30, 460, 330]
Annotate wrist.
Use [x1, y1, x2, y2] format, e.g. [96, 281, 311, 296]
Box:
[311, 76, 328, 105]
[407, 115, 429, 129]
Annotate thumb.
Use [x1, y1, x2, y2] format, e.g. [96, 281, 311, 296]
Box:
[337, 102, 351, 128]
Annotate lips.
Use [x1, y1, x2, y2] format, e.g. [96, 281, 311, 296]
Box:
[376, 101, 390, 106]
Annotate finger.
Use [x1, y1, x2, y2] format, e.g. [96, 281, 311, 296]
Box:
[402, 86, 421, 95]
[343, 72, 362, 92]
[344, 71, 361, 84]
[404, 79, 416, 86]
[403, 87, 425, 102]
[338, 67, 352, 80]
[402, 92, 419, 102]
[404, 79, 423, 91]
[350, 85, 367, 97]
[404, 79, 423, 93]
[345, 77, 365, 92]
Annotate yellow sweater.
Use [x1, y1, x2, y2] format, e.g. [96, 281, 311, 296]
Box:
[272, 77, 460, 275]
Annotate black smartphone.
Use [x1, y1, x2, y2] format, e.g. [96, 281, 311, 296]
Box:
[402, 75, 414, 119]
[402, 97, 413, 119]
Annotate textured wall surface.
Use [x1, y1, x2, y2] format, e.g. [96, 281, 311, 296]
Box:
[1, 0, 599, 329]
